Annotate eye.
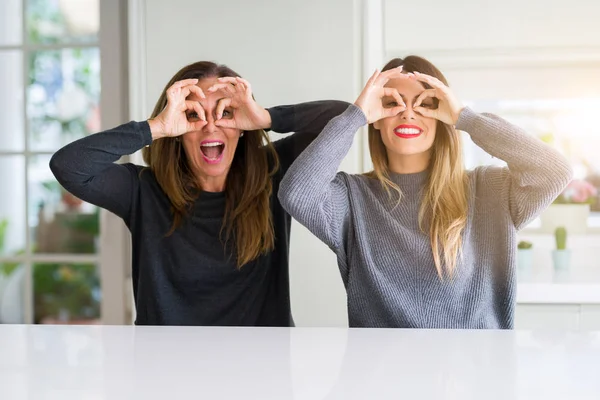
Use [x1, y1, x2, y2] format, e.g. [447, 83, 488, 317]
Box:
[221, 109, 233, 118]
[384, 101, 398, 108]
[187, 112, 199, 120]
[416, 98, 439, 109]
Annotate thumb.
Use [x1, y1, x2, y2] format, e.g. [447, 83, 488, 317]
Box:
[414, 106, 435, 119]
[214, 119, 237, 129]
[383, 105, 406, 118]
[215, 97, 232, 120]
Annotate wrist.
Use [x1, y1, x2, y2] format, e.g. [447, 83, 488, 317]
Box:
[452, 106, 465, 126]
[259, 108, 272, 130]
[353, 102, 371, 123]
[148, 118, 165, 140]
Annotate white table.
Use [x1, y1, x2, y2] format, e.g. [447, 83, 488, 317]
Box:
[1, 325, 599, 399]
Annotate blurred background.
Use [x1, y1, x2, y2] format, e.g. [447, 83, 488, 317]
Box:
[0, 0, 599, 330]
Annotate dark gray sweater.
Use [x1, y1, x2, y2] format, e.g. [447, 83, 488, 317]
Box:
[279, 105, 573, 329]
[50, 100, 349, 326]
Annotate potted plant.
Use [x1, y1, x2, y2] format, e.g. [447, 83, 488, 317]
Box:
[552, 227, 571, 270]
[517, 240, 533, 270]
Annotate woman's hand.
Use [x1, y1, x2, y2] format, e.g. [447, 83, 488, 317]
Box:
[411, 72, 464, 125]
[354, 67, 407, 124]
[207, 77, 271, 131]
[148, 79, 208, 139]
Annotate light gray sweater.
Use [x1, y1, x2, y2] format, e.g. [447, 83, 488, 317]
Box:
[278, 104, 573, 329]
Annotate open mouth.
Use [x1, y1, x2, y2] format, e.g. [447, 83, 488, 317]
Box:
[200, 141, 225, 164]
[394, 125, 423, 139]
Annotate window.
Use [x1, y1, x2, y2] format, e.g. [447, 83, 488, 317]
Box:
[464, 97, 600, 231]
[0, 0, 102, 324]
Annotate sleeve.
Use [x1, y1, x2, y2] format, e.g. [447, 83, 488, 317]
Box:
[278, 104, 366, 253]
[457, 107, 573, 230]
[49, 121, 153, 223]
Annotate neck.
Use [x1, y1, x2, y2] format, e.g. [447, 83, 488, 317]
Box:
[197, 175, 227, 192]
[387, 151, 431, 174]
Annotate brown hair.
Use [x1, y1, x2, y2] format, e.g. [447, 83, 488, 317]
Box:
[142, 61, 279, 268]
[366, 56, 469, 278]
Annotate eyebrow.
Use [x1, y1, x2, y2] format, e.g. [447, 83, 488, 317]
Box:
[384, 93, 418, 102]
[185, 97, 228, 110]
[384, 92, 434, 103]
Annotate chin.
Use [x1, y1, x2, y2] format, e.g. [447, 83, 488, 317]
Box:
[198, 161, 232, 177]
[391, 146, 428, 156]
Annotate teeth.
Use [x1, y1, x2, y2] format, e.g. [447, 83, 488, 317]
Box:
[395, 128, 421, 135]
[201, 142, 223, 147]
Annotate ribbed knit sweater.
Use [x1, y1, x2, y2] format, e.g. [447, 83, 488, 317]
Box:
[278, 104, 573, 328]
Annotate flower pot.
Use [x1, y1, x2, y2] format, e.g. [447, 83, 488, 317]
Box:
[552, 249, 571, 271]
[517, 249, 533, 270]
[540, 204, 589, 234]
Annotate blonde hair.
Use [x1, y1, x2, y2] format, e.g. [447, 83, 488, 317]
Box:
[142, 61, 279, 268]
[367, 56, 469, 279]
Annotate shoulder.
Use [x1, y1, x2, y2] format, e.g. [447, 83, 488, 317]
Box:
[336, 171, 382, 193]
[468, 165, 510, 189]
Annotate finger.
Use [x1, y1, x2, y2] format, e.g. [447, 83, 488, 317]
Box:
[383, 105, 406, 118]
[414, 106, 436, 119]
[190, 120, 207, 131]
[194, 102, 207, 122]
[235, 77, 252, 93]
[413, 72, 448, 92]
[167, 86, 182, 100]
[169, 84, 198, 103]
[187, 84, 206, 99]
[383, 89, 406, 118]
[414, 71, 445, 86]
[365, 69, 380, 88]
[234, 78, 247, 94]
[216, 77, 240, 94]
[383, 88, 406, 109]
[213, 118, 237, 129]
[217, 77, 238, 85]
[185, 100, 206, 122]
[376, 66, 405, 86]
[413, 89, 437, 108]
[237, 82, 247, 95]
[179, 84, 203, 100]
[171, 78, 199, 90]
[224, 78, 245, 94]
[215, 97, 232, 120]
[207, 83, 236, 94]
[206, 83, 226, 93]
[206, 83, 225, 93]
[188, 106, 207, 130]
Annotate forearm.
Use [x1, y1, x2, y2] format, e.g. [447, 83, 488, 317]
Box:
[49, 121, 151, 219]
[458, 107, 573, 227]
[278, 105, 364, 247]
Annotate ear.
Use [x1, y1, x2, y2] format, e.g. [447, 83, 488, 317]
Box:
[373, 120, 381, 131]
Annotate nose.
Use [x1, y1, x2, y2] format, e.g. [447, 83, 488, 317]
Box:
[203, 114, 218, 134]
[399, 103, 417, 120]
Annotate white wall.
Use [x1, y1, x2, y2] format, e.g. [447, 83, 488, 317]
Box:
[384, 0, 600, 52]
[383, 0, 600, 329]
[134, 0, 368, 326]
[133, 0, 600, 329]
[383, 0, 600, 101]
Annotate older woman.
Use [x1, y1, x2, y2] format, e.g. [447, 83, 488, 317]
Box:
[50, 61, 348, 326]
